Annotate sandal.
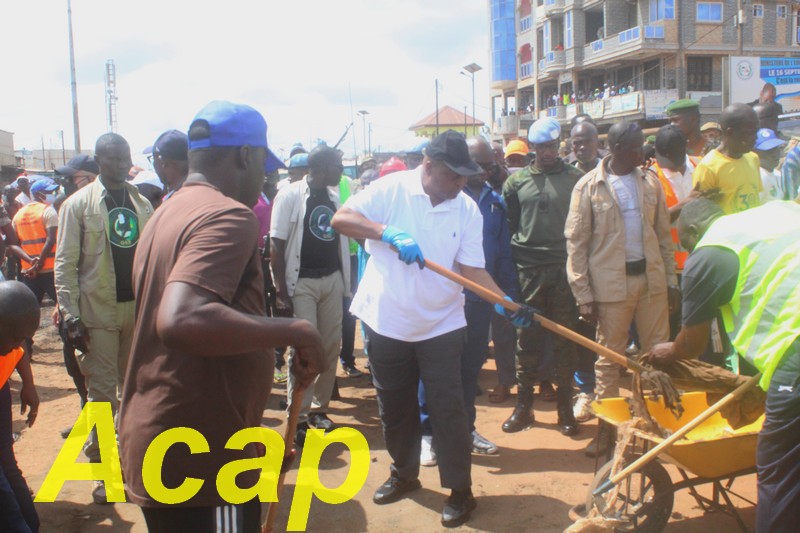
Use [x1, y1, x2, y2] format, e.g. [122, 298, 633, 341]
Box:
[488, 384, 511, 403]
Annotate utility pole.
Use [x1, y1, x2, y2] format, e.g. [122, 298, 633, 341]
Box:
[368, 123, 372, 156]
[67, 0, 81, 152]
[737, 0, 744, 56]
[357, 110, 369, 157]
[60, 130, 66, 164]
[435, 79, 440, 136]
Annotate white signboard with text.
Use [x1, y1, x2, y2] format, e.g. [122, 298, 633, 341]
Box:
[730, 56, 800, 112]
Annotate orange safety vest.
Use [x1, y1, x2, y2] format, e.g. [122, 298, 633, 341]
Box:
[651, 162, 688, 270]
[0, 347, 24, 388]
[13, 202, 55, 271]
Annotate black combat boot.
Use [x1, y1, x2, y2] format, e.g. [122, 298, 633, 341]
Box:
[556, 386, 579, 436]
[502, 387, 534, 433]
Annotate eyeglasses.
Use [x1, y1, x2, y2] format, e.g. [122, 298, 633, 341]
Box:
[478, 161, 497, 171]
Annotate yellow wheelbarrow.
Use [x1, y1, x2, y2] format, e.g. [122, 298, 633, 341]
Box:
[581, 391, 763, 532]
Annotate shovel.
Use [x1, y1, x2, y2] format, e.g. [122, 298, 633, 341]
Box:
[422, 258, 683, 414]
[262, 386, 305, 533]
[590, 372, 761, 512]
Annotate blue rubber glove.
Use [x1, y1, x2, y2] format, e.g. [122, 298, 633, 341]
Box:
[494, 296, 537, 328]
[381, 225, 425, 269]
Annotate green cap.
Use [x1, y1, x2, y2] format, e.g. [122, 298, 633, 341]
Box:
[646, 135, 656, 144]
[666, 99, 700, 115]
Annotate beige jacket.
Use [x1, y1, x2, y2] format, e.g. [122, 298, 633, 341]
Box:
[269, 177, 351, 298]
[55, 179, 153, 327]
[565, 156, 677, 305]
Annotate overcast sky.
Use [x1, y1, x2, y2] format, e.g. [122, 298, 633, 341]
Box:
[1, 0, 490, 162]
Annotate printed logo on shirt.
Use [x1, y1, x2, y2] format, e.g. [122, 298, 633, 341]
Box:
[108, 207, 140, 248]
[308, 205, 336, 242]
[734, 185, 759, 213]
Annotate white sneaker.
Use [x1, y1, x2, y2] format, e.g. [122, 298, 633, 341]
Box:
[92, 480, 109, 505]
[573, 392, 595, 423]
[420, 435, 437, 467]
[471, 430, 498, 455]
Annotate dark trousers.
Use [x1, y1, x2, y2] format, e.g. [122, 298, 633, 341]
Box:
[491, 312, 517, 387]
[516, 264, 578, 390]
[141, 499, 260, 533]
[19, 271, 56, 304]
[420, 300, 492, 434]
[756, 343, 800, 533]
[0, 383, 39, 533]
[365, 325, 471, 490]
[58, 320, 87, 406]
[339, 255, 359, 368]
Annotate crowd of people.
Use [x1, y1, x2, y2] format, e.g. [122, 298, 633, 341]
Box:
[0, 93, 798, 532]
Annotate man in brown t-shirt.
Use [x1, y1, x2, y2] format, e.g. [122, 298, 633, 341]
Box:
[119, 101, 324, 533]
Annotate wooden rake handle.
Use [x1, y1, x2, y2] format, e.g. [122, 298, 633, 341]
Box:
[423, 258, 648, 373]
[262, 386, 305, 533]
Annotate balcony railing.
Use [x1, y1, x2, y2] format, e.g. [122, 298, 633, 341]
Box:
[520, 61, 533, 79]
[539, 106, 567, 119]
[618, 26, 640, 44]
[584, 26, 646, 63]
[545, 50, 566, 69]
[543, 0, 565, 14]
[520, 15, 532, 33]
[538, 58, 546, 71]
[494, 115, 520, 135]
[644, 25, 665, 39]
[532, 91, 649, 122]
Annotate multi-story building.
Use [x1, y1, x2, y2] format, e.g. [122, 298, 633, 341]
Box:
[490, 0, 800, 141]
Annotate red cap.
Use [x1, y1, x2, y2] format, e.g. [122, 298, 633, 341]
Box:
[379, 157, 408, 177]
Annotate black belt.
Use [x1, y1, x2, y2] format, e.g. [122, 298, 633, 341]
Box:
[298, 265, 339, 279]
[626, 259, 646, 276]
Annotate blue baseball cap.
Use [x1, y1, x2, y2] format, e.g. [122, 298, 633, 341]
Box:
[30, 177, 59, 196]
[288, 153, 309, 169]
[528, 117, 562, 144]
[406, 139, 430, 155]
[188, 100, 285, 172]
[754, 128, 786, 151]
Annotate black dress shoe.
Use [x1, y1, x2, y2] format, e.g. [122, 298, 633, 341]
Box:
[308, 413, 335, 432]
[442, 488, 476, 527]
[373, 476, 421, 505]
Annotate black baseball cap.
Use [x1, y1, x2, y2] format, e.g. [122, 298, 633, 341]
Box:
[654, 125, 687, 170]
[152, 129, 189, 161]
[424, 130, 481, 176]
[55, 154, 100, 177]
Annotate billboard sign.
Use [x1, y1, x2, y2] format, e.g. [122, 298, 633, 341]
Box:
[730, 56, 800, 112]
[644, 89, 679, 120]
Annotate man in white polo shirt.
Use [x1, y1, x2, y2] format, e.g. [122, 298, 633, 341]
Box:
[332, 130, 532, 528]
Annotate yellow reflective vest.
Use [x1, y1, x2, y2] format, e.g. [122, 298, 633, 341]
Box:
[696, 201, 800, 389]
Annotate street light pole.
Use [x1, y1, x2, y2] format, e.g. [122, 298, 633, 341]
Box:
[357, 110, 369, 157]
[67, 0, 81, 152]
[462, 63, 482, 135]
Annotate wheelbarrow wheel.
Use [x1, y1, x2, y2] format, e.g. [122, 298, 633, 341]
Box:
[586, 458, 674, 533]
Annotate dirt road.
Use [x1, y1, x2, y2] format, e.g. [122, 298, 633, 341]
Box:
[9, 306, 756, 532]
